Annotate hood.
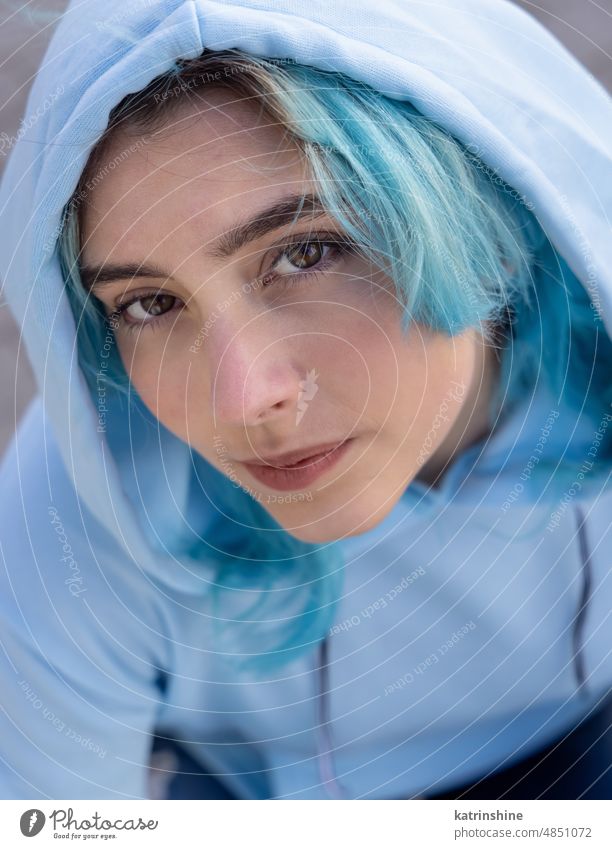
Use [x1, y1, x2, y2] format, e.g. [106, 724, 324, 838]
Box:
[1, 0, 611, 594]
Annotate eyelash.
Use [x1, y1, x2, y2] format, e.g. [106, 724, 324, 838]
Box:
[106, 232, 355, 335]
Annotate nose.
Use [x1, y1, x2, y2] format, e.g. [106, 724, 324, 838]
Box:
[209, 318, 304, 429]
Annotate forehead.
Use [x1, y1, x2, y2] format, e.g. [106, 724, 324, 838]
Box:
[81, 88, 309, 254]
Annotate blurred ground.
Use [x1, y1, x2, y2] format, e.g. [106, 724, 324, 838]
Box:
[0, 0, 611, 458]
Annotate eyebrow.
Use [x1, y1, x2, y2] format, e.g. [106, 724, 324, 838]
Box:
[79, 192, 327, 292]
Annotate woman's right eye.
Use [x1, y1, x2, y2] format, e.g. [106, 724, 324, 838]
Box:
[112, 292, 183, 328]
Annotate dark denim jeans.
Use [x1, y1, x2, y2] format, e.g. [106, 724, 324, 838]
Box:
[428, 691, 612, 800]
[150, 690, 612, 799]
[149, 735, 237, 799]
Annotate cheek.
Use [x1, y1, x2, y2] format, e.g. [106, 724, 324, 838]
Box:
[349, 287, 475, 450]
[394, 328, 475, 454]
[339, 304, 432, 425]
[116, 333, 201, 440]
[307, 307, 401, 430]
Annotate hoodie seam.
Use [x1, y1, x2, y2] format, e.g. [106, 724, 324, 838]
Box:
[572, 504, 593, 694]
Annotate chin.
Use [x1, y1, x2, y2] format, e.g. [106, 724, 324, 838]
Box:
[272, 496, 398, 544]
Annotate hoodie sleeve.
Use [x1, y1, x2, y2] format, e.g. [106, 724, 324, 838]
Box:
[0, 399, 167, 799]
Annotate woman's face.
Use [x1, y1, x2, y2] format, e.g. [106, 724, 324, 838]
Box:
[80, 88, 488, 543]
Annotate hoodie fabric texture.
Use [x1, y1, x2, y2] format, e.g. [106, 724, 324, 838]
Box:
[0, 0, 611, 800]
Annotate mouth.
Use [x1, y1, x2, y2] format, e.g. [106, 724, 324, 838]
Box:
[246, 439, 351, 469]
[239, 438, 354, 492]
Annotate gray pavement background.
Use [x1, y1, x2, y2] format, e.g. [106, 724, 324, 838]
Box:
[0, 0, 611, 458]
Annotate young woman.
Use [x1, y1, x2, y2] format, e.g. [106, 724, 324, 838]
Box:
[0, 0, 610, 800]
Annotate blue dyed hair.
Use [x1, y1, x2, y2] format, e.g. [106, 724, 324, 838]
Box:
[58, 49, 612, 675]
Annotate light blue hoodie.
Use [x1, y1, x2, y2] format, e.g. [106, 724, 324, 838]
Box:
[0, 0, 611, 800]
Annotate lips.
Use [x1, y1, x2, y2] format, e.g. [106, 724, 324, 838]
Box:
[245, 440, 348, 468]
[239, 438, 354, 492]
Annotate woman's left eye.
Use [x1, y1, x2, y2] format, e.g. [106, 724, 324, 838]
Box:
[275, 241, 329, 272]
[263, 237, 348, 286]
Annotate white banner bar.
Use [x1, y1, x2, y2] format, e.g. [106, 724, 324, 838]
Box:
[1, 800, 610, 848]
